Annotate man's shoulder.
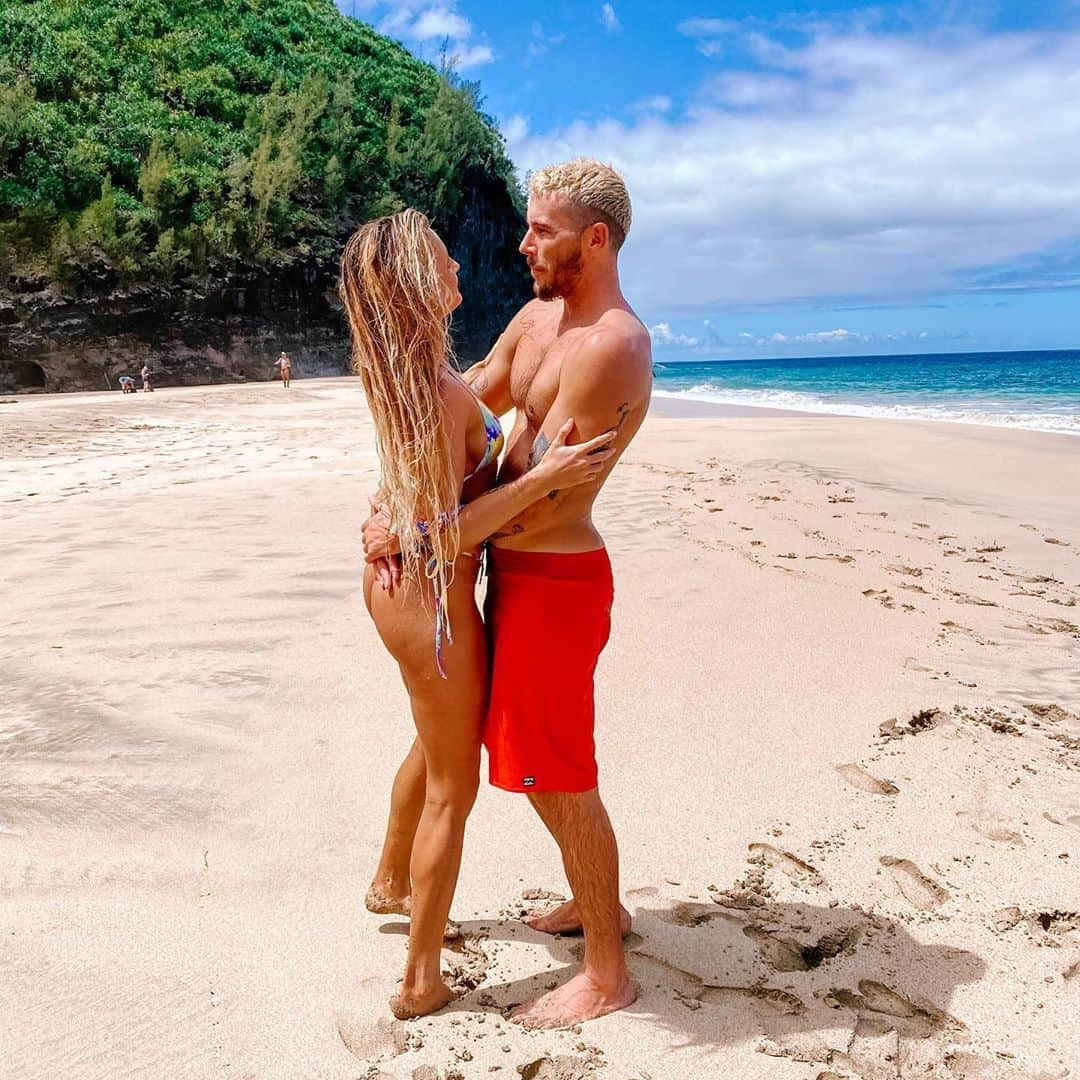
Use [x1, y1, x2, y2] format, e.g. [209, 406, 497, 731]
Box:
[572, 309, 652, 378]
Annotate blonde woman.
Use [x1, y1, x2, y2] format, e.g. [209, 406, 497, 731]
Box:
[340, 209, 615, 1019]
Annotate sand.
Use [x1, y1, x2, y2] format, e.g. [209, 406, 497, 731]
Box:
[1, 377, 1077, 1080]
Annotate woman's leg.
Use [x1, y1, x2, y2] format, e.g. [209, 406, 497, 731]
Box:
[366, 736, 426, 914]
[391, 623, 486, 1018]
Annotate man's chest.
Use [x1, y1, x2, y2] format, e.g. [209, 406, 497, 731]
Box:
[509, 330, 579, 428]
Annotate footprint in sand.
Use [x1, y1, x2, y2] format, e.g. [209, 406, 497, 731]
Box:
[863, 588, 896, 608]
[879, 856, 950, 911]
[748, 843, 825, 887]
[887, 563, 924, 577]
[517, 1056, 593, 1080]
[957, 783, 1023, 843]
[743, 924, 812, 972]
[957, 809, 1022, 844]
[656, 901, 730, 928]
[698, 984, 805, 1015]
[333, 1012, 399, 1061]
[836, 763, 899, 796]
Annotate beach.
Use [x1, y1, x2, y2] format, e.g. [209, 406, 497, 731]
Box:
[2, 378, 1078, 1079]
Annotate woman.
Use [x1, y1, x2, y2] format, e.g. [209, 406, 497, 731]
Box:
[340, 209, 614, 1019]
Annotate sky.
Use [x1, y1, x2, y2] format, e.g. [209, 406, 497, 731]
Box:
[339, 0, 1080, 360]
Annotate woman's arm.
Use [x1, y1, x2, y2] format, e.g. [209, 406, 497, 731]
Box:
[361, 419, 616, 562]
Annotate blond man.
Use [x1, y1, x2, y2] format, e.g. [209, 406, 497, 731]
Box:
[364, 159, 652, 1027]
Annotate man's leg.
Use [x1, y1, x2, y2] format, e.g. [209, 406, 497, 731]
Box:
[511, 787, 636, 1027]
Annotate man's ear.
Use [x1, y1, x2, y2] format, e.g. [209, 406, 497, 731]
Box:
[586, 222, 610, 250]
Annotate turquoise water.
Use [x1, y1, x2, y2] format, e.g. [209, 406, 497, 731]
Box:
[652, 350, 1080, 435]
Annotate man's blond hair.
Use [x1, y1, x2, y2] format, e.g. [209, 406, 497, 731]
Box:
[529, 158, 632, 251]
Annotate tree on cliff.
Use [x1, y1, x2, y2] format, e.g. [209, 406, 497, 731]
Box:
[0, 0, 526, 306]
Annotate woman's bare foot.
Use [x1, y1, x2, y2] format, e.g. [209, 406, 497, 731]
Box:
[390, 980, 455, 1019]
[525, 898, 632, 937]
[511, 971, 637, 1029]
[365, 883, 411, 915]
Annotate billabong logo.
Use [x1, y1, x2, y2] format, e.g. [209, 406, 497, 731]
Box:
[522, 776, 536, 787]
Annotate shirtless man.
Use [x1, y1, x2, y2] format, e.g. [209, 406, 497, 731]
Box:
[364, 159, 652, 1027]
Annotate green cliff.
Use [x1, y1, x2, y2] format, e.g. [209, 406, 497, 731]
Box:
[0, 0, 530, 391]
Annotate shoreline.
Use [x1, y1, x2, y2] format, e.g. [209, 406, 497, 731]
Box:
[7, 374, 1077, 439]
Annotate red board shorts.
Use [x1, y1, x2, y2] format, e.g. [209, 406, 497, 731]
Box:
[483, 547, 614, 794]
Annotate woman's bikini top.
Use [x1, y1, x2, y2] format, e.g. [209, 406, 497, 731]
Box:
[424, 381, 504, 678]
[464, 395, 504, 481]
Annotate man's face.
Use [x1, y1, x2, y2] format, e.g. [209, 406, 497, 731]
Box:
[519, 194, 585, 301]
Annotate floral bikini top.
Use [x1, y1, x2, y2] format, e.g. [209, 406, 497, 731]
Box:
[426, 389, 504, 677]
[464, 395, 504, 481]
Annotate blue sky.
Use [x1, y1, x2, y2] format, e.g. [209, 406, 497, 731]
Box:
[342, 1, 1080, 360]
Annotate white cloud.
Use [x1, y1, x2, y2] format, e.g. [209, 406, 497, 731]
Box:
[730, 327, 955, 350]
[527, 21, 566, 63]
[354, 2, 494, 70]
[649, 322, 699, 348]
[631, 94, 672, 116]
[678, 17, 739, 56]
[600, 3, 622, 35]
[453, 42, 494, 70]
[411, 6, 470, 40]
[505, 26, 1080, 310]
[501, 114, 530, 144]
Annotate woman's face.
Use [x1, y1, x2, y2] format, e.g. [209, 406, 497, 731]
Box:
[428, 230, 462, 315]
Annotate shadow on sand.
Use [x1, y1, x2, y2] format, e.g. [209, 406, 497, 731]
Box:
[379, 887, 1017, 1078]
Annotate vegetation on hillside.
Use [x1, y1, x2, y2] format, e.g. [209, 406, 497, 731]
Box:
[0, 0, 523, 293]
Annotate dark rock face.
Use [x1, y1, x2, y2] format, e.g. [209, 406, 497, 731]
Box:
[441, 166, 532, 365]
[0, 176, 530, 394]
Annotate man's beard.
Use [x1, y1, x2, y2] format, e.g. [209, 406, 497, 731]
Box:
[533, 248, 583, 301]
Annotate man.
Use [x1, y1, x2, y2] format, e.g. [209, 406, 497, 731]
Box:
[365, 159, 652, 1027]
[140, 364, 153, 392]
[276, 351, 293, 388]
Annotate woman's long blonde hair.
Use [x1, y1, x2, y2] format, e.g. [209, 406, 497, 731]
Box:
[339, 209, 461, 606]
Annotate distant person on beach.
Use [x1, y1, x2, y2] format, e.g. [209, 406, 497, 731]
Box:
[118, 375, 136, 393]
[276, 351, 293, 388]
[340, 209, 610, 1020]
[363, 159, 653, 1027]
[140, 364, 153, 392]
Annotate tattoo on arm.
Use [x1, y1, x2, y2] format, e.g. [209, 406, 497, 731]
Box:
[527, 432, 559, 500]
[615, 401, 631, 429]
[527, 431, 550, 469]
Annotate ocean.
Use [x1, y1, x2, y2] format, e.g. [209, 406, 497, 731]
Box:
[651, 350, 1080, 436]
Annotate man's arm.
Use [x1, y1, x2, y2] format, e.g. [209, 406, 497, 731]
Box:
[529, 325, 652, 502]
[460, 300, 541, 415]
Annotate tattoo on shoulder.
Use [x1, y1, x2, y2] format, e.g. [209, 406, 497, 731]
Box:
[528, 431, 550, 469]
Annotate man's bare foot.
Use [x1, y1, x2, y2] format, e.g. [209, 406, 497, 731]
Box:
[511, 971, 637, 1029]
[525, 898, 632, 938]
[364, 884, 411, 915]
[389, 980, 455, 1019]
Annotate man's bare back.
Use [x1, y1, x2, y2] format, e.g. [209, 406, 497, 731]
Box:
[467, 297, 652, 553]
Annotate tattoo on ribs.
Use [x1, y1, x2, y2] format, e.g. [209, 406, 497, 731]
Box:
[489, 523, 525, 541]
